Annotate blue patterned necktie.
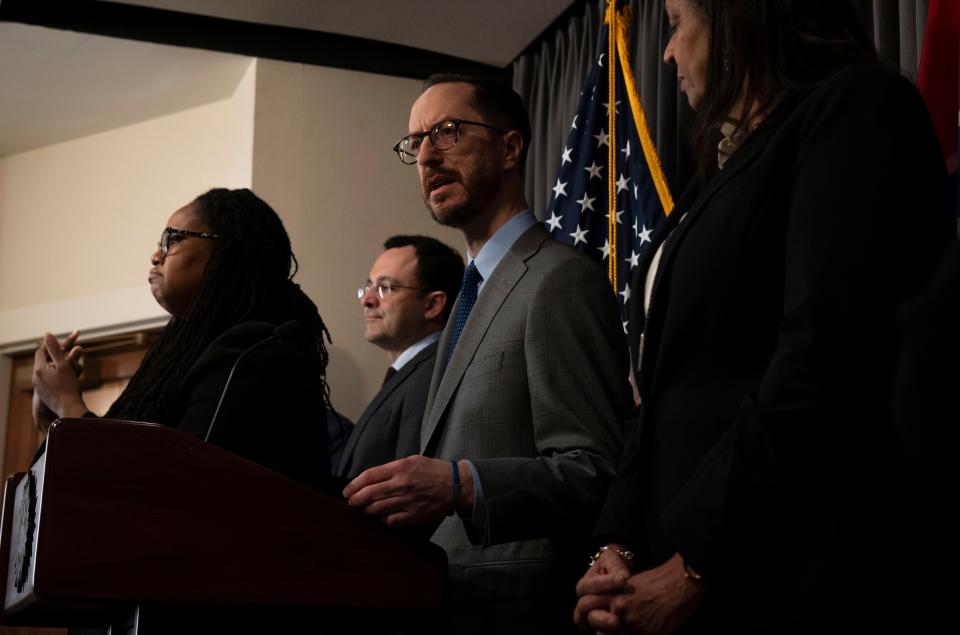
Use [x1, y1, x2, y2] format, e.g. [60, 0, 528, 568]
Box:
[446, 261, 483, 363]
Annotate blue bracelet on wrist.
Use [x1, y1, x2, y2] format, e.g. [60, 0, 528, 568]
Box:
[449, 460, 460, 516]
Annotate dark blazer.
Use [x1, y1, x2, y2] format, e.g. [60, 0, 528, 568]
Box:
[595, 65, 951, 632]
[423, 223, 632, 632]
[337, 341, 437, 479]
[893, 240, 960, 478]
[891, 240, 960, 631]
[174, 320, 331, 483]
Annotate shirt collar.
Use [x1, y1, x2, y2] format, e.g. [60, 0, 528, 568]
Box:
[391, 331, 440, 371]
[469, 209, 537, 283]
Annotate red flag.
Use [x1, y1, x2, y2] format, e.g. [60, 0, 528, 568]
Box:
[917, 0, 960, 174]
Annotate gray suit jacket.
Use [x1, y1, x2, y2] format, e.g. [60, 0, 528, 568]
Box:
[337, 341, 437, 479]
[421, 223, 631, 629]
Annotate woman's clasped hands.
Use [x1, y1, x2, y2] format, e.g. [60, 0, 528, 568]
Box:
[32, 330, 89, 432]
[574, 549, 704, 635]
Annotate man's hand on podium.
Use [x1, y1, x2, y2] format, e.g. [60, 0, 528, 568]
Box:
[344, 455, 475, 528]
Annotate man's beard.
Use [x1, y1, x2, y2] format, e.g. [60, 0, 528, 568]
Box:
[427, 194, 482, 228]
[422, 161, 498, 229]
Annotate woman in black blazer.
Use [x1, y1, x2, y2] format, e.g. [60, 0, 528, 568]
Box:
[32, 188, 334, 482]
[575, 1, 951, 633]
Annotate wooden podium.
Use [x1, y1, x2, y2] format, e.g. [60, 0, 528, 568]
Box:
[0, 418, 447, 633]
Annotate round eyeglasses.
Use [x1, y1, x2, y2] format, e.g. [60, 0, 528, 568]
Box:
[357, 281, 425, 300]
[392, 119, 505, 165]
[158, 227, 220, 260]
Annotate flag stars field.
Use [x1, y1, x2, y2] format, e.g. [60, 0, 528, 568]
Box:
[546, 211, 563, 232]
[570, 225, 590, 246]
[553, 179, 568, 199]
[576, 193, 596, 213]
[584, 161, 604, 180]
[599, 239, 611, 260]
[607, 209, 624, 225]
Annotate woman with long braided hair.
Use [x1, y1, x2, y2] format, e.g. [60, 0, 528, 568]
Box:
[33, 188, 333, 480]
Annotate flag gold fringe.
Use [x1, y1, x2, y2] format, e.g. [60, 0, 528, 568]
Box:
[605, 0, 618, 290]
[613, 8, 675, 218]
[604, 1, 676, 291]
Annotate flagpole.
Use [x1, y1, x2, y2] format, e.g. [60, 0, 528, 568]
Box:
[606, 0, 618, 291]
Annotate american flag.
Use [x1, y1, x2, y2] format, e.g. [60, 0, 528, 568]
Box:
[546, 3, 673, 334]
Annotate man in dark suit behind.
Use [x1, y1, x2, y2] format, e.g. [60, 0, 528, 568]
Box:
[338, 235, 464, 479]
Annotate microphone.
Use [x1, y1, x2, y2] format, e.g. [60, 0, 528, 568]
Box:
[273, 319, 304, 349]
[203, 321, 301, 443]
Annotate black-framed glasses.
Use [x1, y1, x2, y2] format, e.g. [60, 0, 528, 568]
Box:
[357, 281, 425, 300]
[158, 227, 220, 259]
[392, 119, 506, 165]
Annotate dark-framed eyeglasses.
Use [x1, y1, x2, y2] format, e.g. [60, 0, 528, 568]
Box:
[392, 119, 506, 165]
[158, 227, 221, 259]
[356, 281, 425, 300]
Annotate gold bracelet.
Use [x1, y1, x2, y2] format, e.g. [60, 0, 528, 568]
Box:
[588, 544, 634, 568]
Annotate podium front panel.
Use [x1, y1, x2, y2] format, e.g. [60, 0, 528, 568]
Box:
[0, 418, 446, 627]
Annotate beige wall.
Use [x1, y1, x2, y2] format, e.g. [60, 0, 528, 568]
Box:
[0, 56, 464, 433]
[0, 59, 257, 346]
[0, 58, 257, 464]
[251, 60, 465, 422]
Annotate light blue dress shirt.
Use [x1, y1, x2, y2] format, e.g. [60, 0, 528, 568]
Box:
[392, 331, 441, 371]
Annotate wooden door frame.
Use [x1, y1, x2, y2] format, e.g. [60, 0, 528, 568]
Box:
[0, 319, 168, 477]
[0, 354, 11, 476]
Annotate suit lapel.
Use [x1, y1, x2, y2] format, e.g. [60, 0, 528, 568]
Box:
[628, 198, 687, 372]
[339, 343, 436, 472]
[637, 121, 776, 391]
[420, 224, 547, 452]
[649, 98, 795, 311]
[657, 133, 768, 285]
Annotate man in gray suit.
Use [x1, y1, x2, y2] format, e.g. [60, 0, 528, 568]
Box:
[344, 75, 631, 631]
[338, 235, 464, 479]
